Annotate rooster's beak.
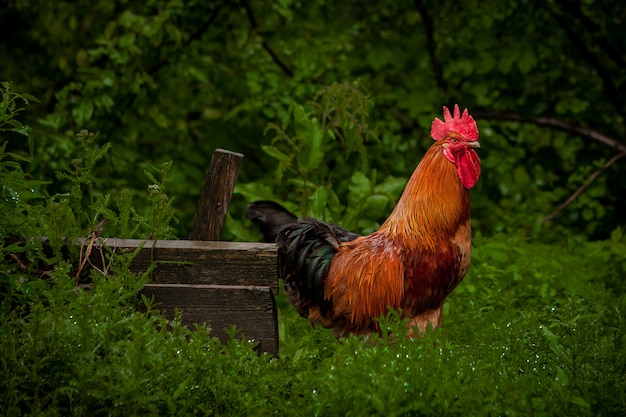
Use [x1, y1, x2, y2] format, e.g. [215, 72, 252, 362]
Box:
[467, 141, 480, 148]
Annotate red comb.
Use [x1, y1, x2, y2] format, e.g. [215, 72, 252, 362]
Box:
[430, 104, 479, 141]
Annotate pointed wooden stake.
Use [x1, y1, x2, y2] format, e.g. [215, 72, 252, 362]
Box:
[189, 148, 244, 241]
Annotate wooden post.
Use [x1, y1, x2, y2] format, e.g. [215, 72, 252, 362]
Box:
[163, 148, 278, 355]
[188, 148, 244, 241]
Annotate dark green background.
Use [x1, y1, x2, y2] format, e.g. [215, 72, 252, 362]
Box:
[1, 0, 624, 241]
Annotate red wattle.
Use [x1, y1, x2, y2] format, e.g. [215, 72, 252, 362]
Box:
[457, 148, 481, 189]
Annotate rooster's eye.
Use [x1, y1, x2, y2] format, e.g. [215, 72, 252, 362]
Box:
[450, 138, 458, 144]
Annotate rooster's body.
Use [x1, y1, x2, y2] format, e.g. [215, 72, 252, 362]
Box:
[247, 105, 481, 337]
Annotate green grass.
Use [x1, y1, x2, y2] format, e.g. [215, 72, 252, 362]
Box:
[1, 231, 624, 416]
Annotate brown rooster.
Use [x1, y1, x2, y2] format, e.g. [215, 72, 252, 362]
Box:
[246, 105, 481, 337]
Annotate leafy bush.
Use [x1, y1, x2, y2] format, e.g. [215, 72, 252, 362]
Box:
[232, 81, 408, 238]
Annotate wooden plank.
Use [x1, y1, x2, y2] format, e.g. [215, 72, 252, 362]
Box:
[188, 149, 244, 241]
[83, 238, 279, 293]
[141, 284, 278, 356]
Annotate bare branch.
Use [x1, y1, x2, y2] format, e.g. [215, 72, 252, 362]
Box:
[472, 110, 626, 155]
[241, 0, 294, 77]
[474, 109, 626, 222]
[148, 6, 222, 75]
[414, 0, 447, 92]
[542, 152, 625, 223]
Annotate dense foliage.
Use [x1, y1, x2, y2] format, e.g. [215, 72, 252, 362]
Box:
[1, 0, 625, 240]
[1, 0, 625, 415]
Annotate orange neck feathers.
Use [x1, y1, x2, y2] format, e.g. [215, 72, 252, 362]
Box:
[380, 142, 470, 249]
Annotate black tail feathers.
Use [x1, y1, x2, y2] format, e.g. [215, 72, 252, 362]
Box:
[246, 200, 361, 243]
[277, 219, 343, 318]
[246, 200, 362, 319]
[245, 200, 298, 242]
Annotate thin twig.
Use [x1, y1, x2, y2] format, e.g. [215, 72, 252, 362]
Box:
[75, 220, 106, 285]
[241, 0, 294, 77]
[472, 109, 626, 222]
[8, 253, 52, 279]
[472, 110, 626, 155]
[542, 152, 625, 223]
[148, 6, 222, 75]
[9, 253, 29, 272]
[87, 239, 111, 277]
[414, 0, 447, 92]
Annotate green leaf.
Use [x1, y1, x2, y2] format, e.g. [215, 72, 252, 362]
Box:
[165, 23, 182, 45]
[610, 227, 622, 243]
[517, 47, 537, 74]
[610, 242, 626, 257]
[234, 181, 277, 203]
[375, 176, 406, 200]
[224, 213, 261, 242]
[362, 194, 389, 220]
[104, 21, 117, 39]
[293, 105, 324, 174]
[72, 101, 93, 124]
[348, 171, 371, 202]
[15, 92, 39, 104]
[11, 125, 32, 137]
[367, 47, 394, 71]
[119, 32, 137, 48]
[308, 186, 331, 218]
[262, 145, 291, 165]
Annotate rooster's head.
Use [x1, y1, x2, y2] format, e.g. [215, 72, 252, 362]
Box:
[430, 104, 481, 189]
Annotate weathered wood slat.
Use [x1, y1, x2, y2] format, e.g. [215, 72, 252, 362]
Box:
[82, 238, 278, 293]
[142, 284, 278, 356]
[188, 149, 244, 241]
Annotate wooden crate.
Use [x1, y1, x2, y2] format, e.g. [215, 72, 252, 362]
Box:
[87, 238, 279, 356]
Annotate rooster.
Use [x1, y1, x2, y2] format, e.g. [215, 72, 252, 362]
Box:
[246, 105, 480, 337]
